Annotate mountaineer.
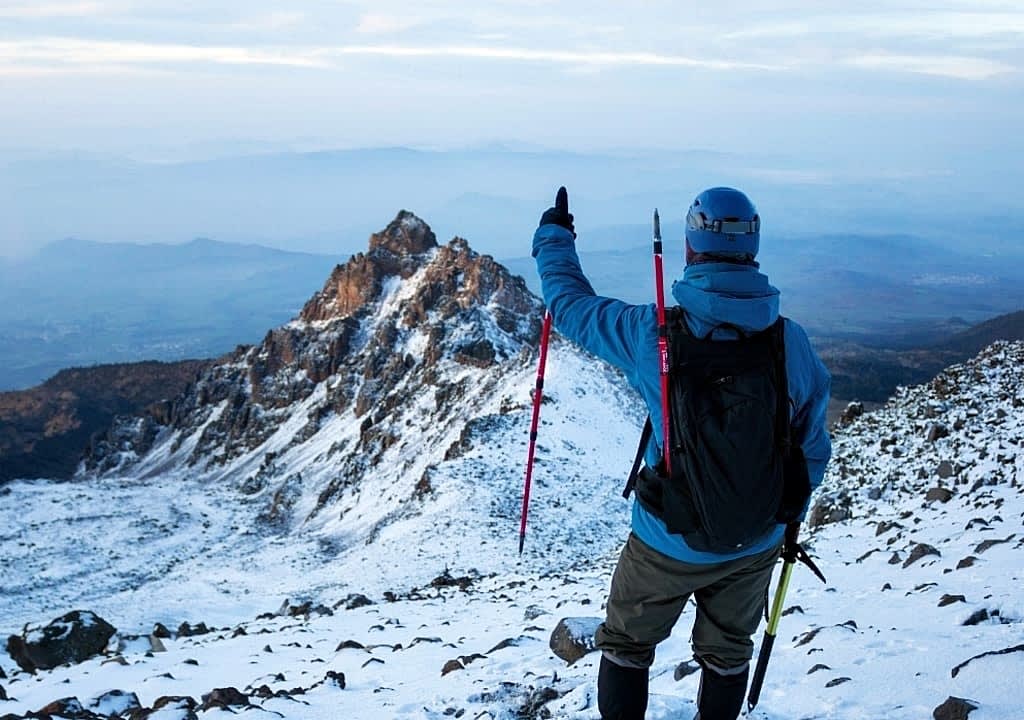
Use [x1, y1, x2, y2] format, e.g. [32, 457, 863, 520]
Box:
[532, 186, 831, 720]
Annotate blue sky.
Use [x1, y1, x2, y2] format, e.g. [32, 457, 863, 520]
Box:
[1, 0, 1021, 164]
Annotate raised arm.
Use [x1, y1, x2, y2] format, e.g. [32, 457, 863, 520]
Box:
[531, 188, 654, 384]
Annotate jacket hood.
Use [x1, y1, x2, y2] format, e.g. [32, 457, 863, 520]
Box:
[671, 262, 780, 337]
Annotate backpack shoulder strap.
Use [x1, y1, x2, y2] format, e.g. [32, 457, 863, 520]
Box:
[622, 417, 653, 499]
[771, 316, 791, 453]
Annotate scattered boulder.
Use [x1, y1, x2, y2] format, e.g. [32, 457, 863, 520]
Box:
[336, 593, 374, 610]
[875, 520, 902, 536]
[674, 660, 701, 681]
[938, 594, 966, 607]
[152, 623, 172, 639]
[176, 622, 210, 638]
[807, 663, 831, 674]
[951, 644, 1024, 678]
[486, 636, 534, 654]
[523, 605, 549, 621]
[6, 610, 117, 673]
[324, 670, 346, 689]
[974, 535, 1016, 554]
[903, 543, 941, 568]
[276, 598, 335, 618]
[956, 556, 978, 570]
[549, 617, 602, 664]
[808, 492, 853, 528]
[932, 696, 978, 720]
[961, 608, 999, 626]
[430, 569, 476, 591]
[88, 689, 141, 716]
[926, 423, 950, 443]
[36, 697, 101, 718]
[441, 659, 464, 676]
[838, 401, 864, 425]
[825, 677, 852, 687]
[128, 695, 199, 720]
[936, 461, 956, 479]
[517, 686, 562, 717]
[199, 687, 251, 712]
[336, 639, 367, 652]
[925, 487, 954, 503]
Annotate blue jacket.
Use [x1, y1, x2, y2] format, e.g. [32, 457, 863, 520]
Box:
[533, 224, 831, 564]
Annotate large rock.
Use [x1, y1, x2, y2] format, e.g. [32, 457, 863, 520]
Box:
[88, 690, 141, 716]
[903, 543, 941, 568]
[127, 696, 199, 720]
[808, 492, 853, 528]
[549, 617, 602, 665]
[925, 487, 954, 503]
[837, 401, 864, 426]
[35, 696, 107, 718]
[5, 610, 116, 672]
[199, 687, 251, 712]
[933, 696, 978, 720]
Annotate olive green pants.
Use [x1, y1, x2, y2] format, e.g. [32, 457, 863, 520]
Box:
[595, 533, 781, 672]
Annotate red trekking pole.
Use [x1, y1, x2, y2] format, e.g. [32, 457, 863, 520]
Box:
[518, 310, 553, 555]
[653, 210, 672, 472]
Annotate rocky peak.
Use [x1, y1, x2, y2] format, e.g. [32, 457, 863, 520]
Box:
[85, 213, 543, 482]
[368, 210, 437, 256]
[301, 211, 439, 323]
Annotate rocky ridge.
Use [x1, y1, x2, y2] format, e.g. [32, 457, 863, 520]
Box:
[83, 211, 543, 534]
[0, 361, 212, 483]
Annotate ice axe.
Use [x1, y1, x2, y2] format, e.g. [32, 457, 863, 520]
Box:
[747, 522, 827, 712]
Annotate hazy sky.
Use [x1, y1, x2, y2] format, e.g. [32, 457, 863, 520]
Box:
[1, 0, 1022, 163]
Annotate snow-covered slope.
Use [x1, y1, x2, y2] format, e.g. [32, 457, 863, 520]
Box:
[0, 213, 643, 630]
[1, 216, 1022, 719]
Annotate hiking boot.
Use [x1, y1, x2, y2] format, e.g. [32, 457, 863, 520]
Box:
[598, 654, 649, 720]
[694, 663, 748, 720]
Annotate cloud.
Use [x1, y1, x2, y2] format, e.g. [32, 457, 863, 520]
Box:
[0, 37, 781, 74]
[319, 44, 779, 71]
[0, 38, 327, 70]
[0, 1, 108, 17]
[354, 13, 423, 35]
[0, 36, 1017, 82]
[846, 53, 1017, 80]
[723, 11, 1024, 41]
[230, 11, 307, 32]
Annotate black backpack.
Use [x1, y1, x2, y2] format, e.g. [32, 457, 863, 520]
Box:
[624, 307, 810, 553]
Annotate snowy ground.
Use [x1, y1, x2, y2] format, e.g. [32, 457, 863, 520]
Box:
[2, 343, 1023, 718]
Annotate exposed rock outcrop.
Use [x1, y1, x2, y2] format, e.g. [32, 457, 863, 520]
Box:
[5, 610, 116, 673]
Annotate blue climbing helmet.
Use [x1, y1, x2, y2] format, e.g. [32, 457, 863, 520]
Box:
[685, 187, 760, 259]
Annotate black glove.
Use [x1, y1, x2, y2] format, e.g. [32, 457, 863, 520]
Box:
[539, 186, 575, 238]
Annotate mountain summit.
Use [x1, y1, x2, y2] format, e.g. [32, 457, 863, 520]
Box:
[86, 212, 545, 483]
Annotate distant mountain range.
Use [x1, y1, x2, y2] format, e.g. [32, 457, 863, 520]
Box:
[5, 145, 1022, 261]
[0, 238, 339, 390]
[505, 231, 1024, 338]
